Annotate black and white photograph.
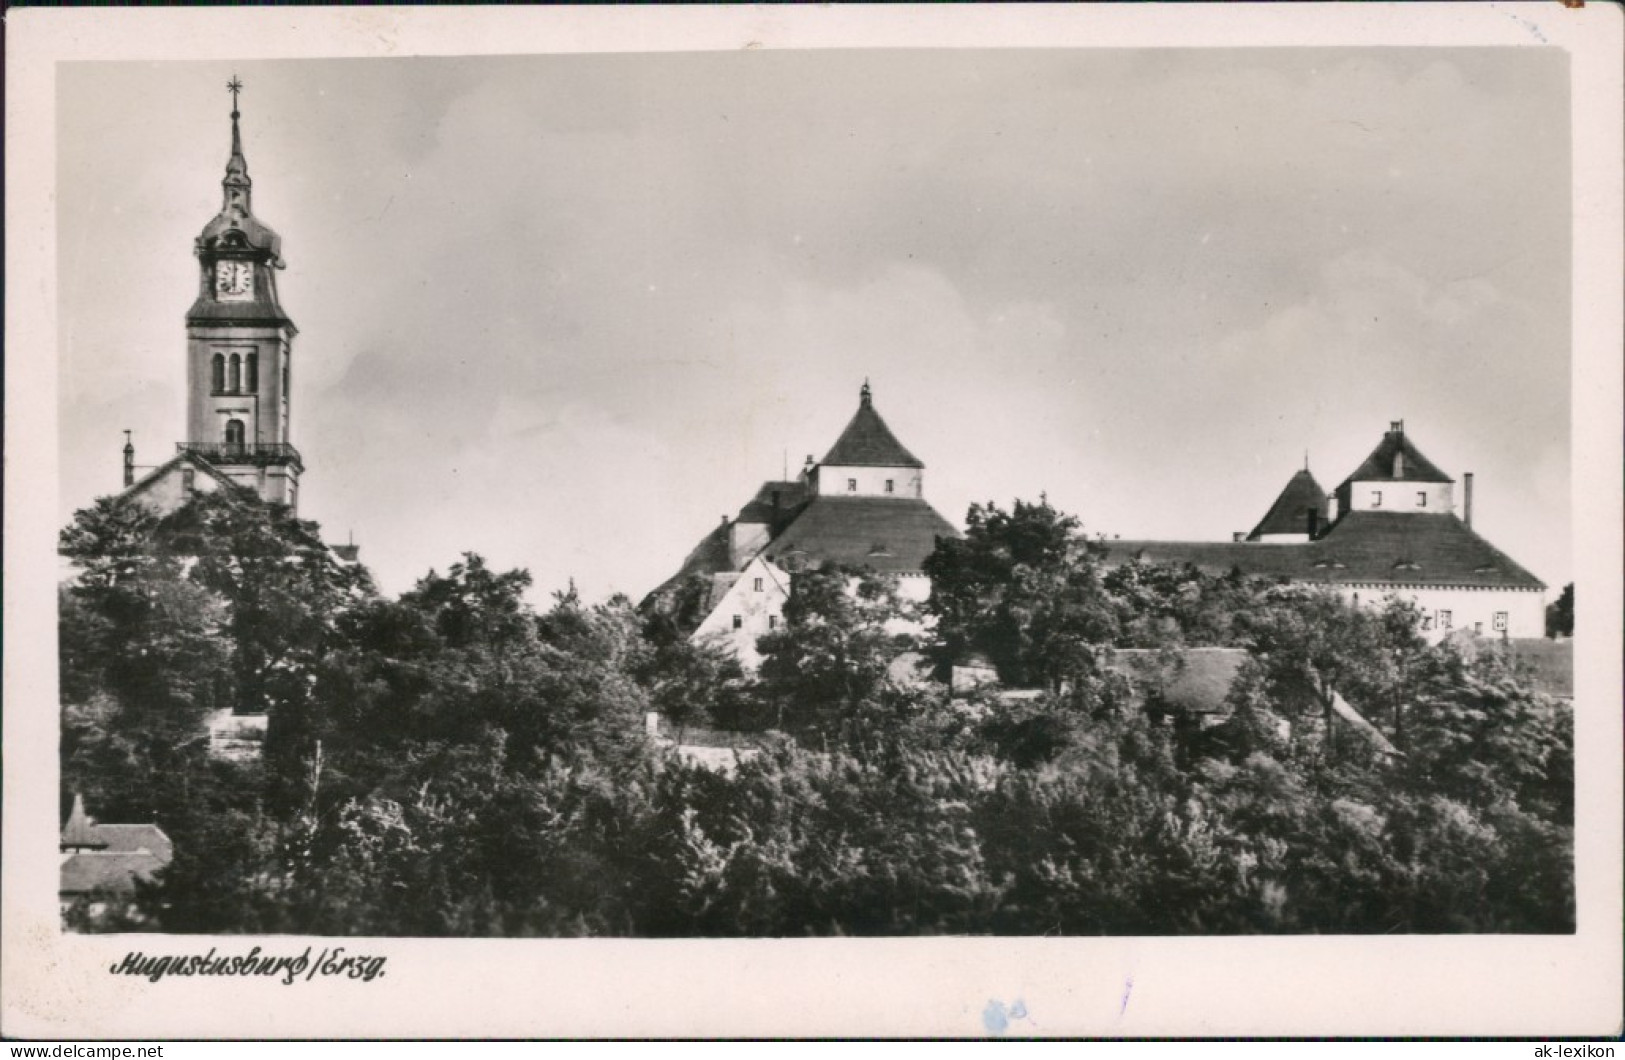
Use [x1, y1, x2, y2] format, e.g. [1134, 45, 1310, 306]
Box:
[6, 3, 1621, 1040]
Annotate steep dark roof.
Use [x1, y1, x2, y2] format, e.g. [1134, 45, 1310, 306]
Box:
[1106, 511, 1543, 590]
[763, 497, 959, 573]
[1247, 469, 1329, 540]
[1339, 427, 1453, 487]
[821, 389, 925, 469]
[1311, 511, 1544, 589]
[736, 480, 810, 527]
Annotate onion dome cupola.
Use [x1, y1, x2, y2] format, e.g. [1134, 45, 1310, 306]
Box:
[188, 78, 292, 329]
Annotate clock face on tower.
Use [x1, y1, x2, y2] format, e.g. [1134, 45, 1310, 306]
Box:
[214, 260, 254, 300]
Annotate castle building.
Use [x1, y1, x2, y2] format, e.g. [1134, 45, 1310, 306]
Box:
[643, 382, 960, 666]
[1104, 421, 1547, 639]
[116, 81, 303, 515]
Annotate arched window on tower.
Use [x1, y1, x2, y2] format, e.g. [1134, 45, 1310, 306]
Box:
[224, 418, 245, 452]
[212, 354, 225, 392]
[245, 353, 259, 393]
[228, 354, 241, 392]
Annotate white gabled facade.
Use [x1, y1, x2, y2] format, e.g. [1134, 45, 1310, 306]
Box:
[690, 555, 793, 668]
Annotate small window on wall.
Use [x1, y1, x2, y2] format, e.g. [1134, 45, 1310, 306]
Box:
[1372, 490, 1383, 507]
[211, 354, 225, 392]
[732, 615, 742, 630]
[1493, 611, 1508, 632]
[182, 468, 196, 493]
[1417, 492, 1427, 507]
[1438, 610, 1452, 630]
[847, 479, 857, 492]
[885, 479, 894, 493]
[224, 419, 245, 448]
[1352, 593, 1360, 607]
[753, 578, 763, 592]
[769, 616, 778, 630]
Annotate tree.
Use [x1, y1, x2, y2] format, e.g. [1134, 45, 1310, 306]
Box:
[1545, 582, 1573, 638]
[924, 498, 1119, 690]
[755, 562, 917, 744]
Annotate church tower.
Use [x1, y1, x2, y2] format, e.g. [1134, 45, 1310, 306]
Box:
[181, 79, 303, 511]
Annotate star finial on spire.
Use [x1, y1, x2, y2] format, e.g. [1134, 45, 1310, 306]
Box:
[227, 76, 244, 116]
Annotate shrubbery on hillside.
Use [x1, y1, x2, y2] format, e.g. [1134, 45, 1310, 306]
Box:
[59, 491, 1573, 935]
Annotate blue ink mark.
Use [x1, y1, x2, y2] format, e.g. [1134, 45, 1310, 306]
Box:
[1119, 976, 1134, 1016]
[984, 999, 1031, 1035]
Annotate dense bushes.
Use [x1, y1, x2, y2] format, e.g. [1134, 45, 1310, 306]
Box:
[59, 491, 1573, 935]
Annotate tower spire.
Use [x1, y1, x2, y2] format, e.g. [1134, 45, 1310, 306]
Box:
[860, 378, 872, 406]
[222, 76, 251, 213]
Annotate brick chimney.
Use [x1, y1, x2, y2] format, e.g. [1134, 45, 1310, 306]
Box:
[1463, 472, 1474, 528]
[122, 431, 135, 488]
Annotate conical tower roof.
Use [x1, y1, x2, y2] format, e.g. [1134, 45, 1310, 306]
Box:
[1339, 421, 1452, 487]
[1247, 467, 1329, 540]
[820, 382, 924, 469]
[61, 793, 106, 850]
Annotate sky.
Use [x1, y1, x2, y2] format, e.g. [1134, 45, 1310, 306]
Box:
[56, 48, 1573, 603]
